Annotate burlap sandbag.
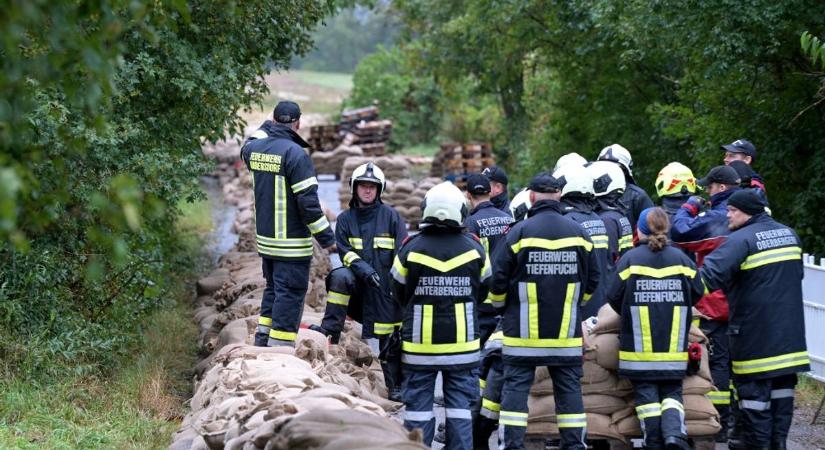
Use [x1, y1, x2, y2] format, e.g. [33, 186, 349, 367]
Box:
[585, 333, 620, 370]
[197, 276, 229, 295]
[195, 343, 296, 380]
[527, 395, 556, 422]
[584, 394, 629, 415]
[686, 416, 721, 437]
[684, 394, 718, 420]
[265, 409, 426, 450]
[698, 343, 712, 381]
[531, 362, 622, 396]
[582, 361, 613, 385]
[689, 324, 707, 343]
[683, 375, 715, 395]
[526, 413, 623, 441]
[591, 304, 621, 334]
[614, 413, 642, 437]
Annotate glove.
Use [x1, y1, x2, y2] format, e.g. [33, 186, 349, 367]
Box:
[686, 342, 702, 375]
[681, 196, 706, 216]
[366, 271, 381, 288]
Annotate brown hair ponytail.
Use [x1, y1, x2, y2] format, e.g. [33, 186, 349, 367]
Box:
[645, 207, 670, 251]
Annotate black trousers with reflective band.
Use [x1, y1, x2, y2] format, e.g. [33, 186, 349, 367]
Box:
[735, 373, 797, 448]
[632, 380, 686, 450]
[259, 257, 310, 346]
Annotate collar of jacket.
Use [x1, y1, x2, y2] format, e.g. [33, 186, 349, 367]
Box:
[490, 191, 509, 209]
[709, 187, 739, 207]
[661, 195, 690, 214]
[595, 193, 625, 212]
[561, 195, 594, 213]
[349, 195, 383, 209]
[261, 120, 311, 148]
[739, 211, 772, 229]
[470, 200, 495, 215]
[528, 199, 564, 217]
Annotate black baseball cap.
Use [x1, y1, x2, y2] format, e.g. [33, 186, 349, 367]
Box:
[273, 101, 301, 123]
[482, 166, 509, 185]
[697, 165, 740, 187]
[721, 139, 756, 159]
[465, 173, 491, 195]
[528, 172, 560, 193]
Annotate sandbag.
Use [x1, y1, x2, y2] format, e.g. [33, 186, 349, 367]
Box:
[591, 303, 621, 334]
[614, 413, 641, 437]
[197, 276, 229, 295]
[686, 416, 721, 437]
[689, 324, 707, 343]
[585, 333, 620, 370]
[683, 375, 715, 395]
[583, 394, 628, 415]
[526, 413, 623, 441]
[582, 361, 613, 385]
[684, 394, 718, 420]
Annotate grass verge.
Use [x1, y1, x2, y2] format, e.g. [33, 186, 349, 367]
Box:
[797, 374, 825, 407]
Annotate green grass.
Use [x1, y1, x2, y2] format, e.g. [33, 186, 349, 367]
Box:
[290, 70, 352, 90]
[797, 374, 825, 407]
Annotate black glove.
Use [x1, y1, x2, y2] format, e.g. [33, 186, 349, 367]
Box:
[367, 271, 381, 288]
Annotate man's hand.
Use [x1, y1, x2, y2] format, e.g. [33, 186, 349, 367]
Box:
[367, 272, 381, 288]
[681, 196, 706, 216]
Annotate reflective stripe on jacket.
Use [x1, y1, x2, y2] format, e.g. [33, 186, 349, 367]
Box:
[391, 229, 490, 370]
[464, 201, 515, 314]
[240, 121, 334, 259]
[562, 197, 611, 317]
[700, 213, 809, 380]
[605, 243, 703, 380]
[489, 199, 599, 366]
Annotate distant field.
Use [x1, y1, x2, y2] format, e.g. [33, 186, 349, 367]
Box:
[290, 70, 353, 90]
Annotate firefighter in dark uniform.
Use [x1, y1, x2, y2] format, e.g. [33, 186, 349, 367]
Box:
[241, 101, 335, 348]
[482, 166, 512, 216]
[699, 190, 809, 450]
[308, 162, 407, 400]
[597, 144, 654, 230]
[589, 160, 634, 264]
[654, 162, 697, 224]
[553, 163, 611, 319]
[463, 173, 514, 346]
[391, 181, 490, 450]
[489, 172, 600, 450]
[605, 207, 703, 450]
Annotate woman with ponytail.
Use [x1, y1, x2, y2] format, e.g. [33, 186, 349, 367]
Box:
[604, 207, 705, 450]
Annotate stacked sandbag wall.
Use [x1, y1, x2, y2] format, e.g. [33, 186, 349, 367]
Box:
[525, 305, 721, 445]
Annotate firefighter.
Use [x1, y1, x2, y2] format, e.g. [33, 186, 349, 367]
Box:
[597, 144, 654, 230]
[553, 163, 611, 319]
[308, 162, 407, 400]
[241, 101, 335, 348]
[654, 162, 697, 222]
[463, 173, 514, 346]
[553, 152, 588, 172]
[482, 166, 512, 215]
[699, 189, 809, 450]
[509, 188, 532, 221]
[605, 207, 703, 450]
[589, 160, 634, 265]
[489, 172, 600, 450]
[721, 138, 766, 191]
[671, 165, 740, 438]
[391, 181, 490, 450]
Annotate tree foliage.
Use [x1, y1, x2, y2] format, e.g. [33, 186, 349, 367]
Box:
[0, 0, 332, 377]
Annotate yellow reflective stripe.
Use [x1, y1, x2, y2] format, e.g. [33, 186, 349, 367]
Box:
[392, 256, 408, 276]
[274, 175, 287, 238]
[483, 297, 493, 304]
[661, 398, 684, 413]
[558, 283, 576, 339]
[480, 236, 490, 254]
[373, 322, 401, 335]
[422, 305, 433, 345]
[740, 246, 801, 270]
[488, 331, 504, 342]
[257, 244, 313, 257]
[482, 398, 500, 412]
[489, 291, 505, 301]
[455, 303, 466, 343]
[481, 251, 491, 279]
[557, 413, 587, 428]
[619, 351, 688, 362]
[307, 215, 330, 234]
[348, 237, 364, 250]
[327, 291, 350, 306]
[707, 391, 731, 405]
[639, 306, 653, 353]
[502, 336, 582, 348]
[256, 235, 313, 246]
[691, 317, 700, 328]
[636, 403, 662, 419]
[619, 265, 697, 280]
[732, 351, 810, 375]
[479, 378, 487, 389]
[258, 316, 272, 326]
[701, 278, 710, 295]
[619, 235, 633, 250]
[582, 292, 592, 302]
[669, 306, 682, 353]
[343, 251, 361, 266]
[499, 411, 528, 426]
[374, 237, 395, 249]
[528, 283, 539, 339]
[290, 176, 318, 193]
[408, 250, 481, 272]
[402, 339, 479, 354]
[511, 237, 593, 253]
[591, 235, 609, 249]
[269, 329, 296, 341]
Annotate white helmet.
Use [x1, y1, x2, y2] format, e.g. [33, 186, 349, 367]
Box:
[598, 144, 633, 176]
[350, 162, 386, 198]
[421, 181, 467, 227]
[588, 160, 626, 197]
[509, 188, 532, 221]
[553, 164, 594, 197]
[553, 152, 588, 173]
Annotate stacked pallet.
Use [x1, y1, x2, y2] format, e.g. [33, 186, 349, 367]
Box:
[308, 124, 341, 152]
[430, 142, 495, 184]
[308, 106, 392, 157]
[339, 106, 379, 131]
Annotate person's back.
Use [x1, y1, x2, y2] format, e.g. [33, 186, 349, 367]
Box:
[589, 160, 634, 265]
[597, 144, 654, 230]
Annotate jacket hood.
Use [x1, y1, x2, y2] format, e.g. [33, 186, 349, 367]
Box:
[261, 120, 311, 148]
[528, 199, 564, 217]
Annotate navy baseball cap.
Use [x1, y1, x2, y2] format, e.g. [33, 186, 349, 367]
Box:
[697, 165, 740, 187]
[273, 101, 301, 123]
[721, 139, 756, 159]
[482, 166, 509, 185]
[465, 173, 491, 195]
[528, 172, 560, 193]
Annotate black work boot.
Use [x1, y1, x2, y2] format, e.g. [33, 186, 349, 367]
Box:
[664, 436, 691, 450]
[307, 324, 340, 344]
[254, 332, 269, 347]
[771, 439, 787, 450]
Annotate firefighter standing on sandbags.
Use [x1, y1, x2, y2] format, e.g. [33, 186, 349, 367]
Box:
[553, 163, 611, 319]
[604, 207, 703, 450]
[489, 172, 599, 450]
[699, 190, 809, 450]
[308, 162, 408, 401]
[391, 181, 490, 450]
[241, 101, 335, 348]
[589, 160, 634, 263]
